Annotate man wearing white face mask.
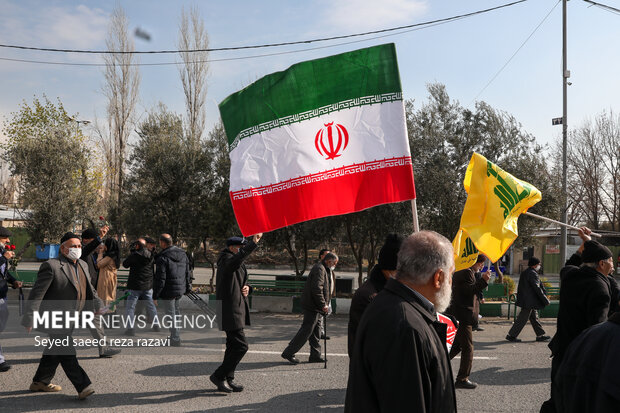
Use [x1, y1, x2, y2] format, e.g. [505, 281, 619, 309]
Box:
[282, 252, 337, 364]
[506, 257, 550, 343]
[22, 232, 99, 400]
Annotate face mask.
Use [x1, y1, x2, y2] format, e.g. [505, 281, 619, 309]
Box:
[0, 242, 4, 249]
[329, 266, 336, 271]
[65, 247, 82, 261]
[535, 265, 541, 272]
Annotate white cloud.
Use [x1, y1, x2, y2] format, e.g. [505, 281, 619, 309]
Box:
[0, 3, 108, 49]
[318, 0, 428, 32]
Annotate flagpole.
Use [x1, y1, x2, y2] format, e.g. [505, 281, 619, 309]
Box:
[411, 199, 420, 233]
[524, 211, 602, 238]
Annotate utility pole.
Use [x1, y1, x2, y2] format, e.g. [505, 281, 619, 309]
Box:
[560, 0, 569, 266]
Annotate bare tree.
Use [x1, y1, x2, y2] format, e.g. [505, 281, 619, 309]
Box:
[178, 6, 209, 147]
[102, 5, 140, 232]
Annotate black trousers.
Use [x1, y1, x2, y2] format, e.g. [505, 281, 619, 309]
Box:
[449, 324, 474, 382]
[282, 310, 322, 359]
[213, 329, 248, 380]
[33, 334, 91, 392]
[508, 308, 546, 338]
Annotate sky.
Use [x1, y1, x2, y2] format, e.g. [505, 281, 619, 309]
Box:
[1, 0, 619, 151]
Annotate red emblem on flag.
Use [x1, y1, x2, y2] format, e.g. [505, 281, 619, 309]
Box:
[315, 122, 349, 160]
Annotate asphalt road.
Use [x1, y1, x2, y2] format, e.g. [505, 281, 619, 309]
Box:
[0, 304, 556, 413]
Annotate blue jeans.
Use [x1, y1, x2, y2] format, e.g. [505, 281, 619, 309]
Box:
[125, 289, 159, 327]
[161, 297, 181, 341]
[0, 298, 8, 364]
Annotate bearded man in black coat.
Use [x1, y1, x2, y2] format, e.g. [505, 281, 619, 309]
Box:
[541, 227, 616, 413]
[210, 233, 262, 393]
[345, 230, 457, 413]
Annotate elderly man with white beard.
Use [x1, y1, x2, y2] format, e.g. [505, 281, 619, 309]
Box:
[345, 231, 457, 413]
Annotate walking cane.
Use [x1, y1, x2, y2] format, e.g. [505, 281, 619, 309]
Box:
[323, 313, 327, 369]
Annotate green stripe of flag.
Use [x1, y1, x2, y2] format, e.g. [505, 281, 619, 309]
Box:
[219, 43, 402, 148]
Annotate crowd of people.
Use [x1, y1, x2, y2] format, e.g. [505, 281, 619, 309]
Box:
[0, 224, 618, 411]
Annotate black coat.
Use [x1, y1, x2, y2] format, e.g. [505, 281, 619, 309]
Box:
[0, 247, 17, 299]
[554, 312, 620, 412]
[515, 267, 549, 310]
[347, 264, 387, 357]
[446, 267, 487, 325]
[153, 246, 191, 299]
[215, 241, 257, 331]
[550, 255, 611, 359]
[123, 248, 154, 291]
[301, 261, 331, 313]
[345, 278, 456, 413]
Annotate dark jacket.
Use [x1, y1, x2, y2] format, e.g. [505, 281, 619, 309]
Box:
[22, 255, 101, 335]
[347, 264, 387, 357]
[153, 246, 191, 300]
[215, 241, 257, 331]
[554, 312, 620, 413]
[446, 267, 488, 325]
[123, 248, 154, 291]
[301, 261, 331, 313]
[550, 254, 611, 359]
[515, 267, 550, 310]
[81, 238, 103, 287]
[345, 278, 456, 413]
[0, 246, 17, 299]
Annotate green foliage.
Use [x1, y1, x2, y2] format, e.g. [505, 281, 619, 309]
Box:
[2, 96, 99, 243]
[406, 83, 561, 243]
[495, 274, 516, 296]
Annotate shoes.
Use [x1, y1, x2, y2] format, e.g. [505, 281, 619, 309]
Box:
[536, 335, 551, 342]
[226, 379, 244, 392]
[29, 382, 62, 392]
[281, 354, 300, 364]
[0, 362, 11, 372]
[473, 327, 485, 331]
[169, 337, 182, 347]
[210, 374, 232, 393]
[320, 334, 331, 340]
[78, 385, 95, 400]
[308, 356, 326, 363]
[505, 335, 522, 343]
[99, 348, 121, 358]
[124, 329, 135, 336]
[455, 379, 478, 389]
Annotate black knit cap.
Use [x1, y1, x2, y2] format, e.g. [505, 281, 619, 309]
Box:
[81, 228, 98, 240]
[226, 236, 247, 247]
[582, 240, 612, 263]
[0, 227, 12, 237]
[528, 257, 541, 267]
[378, 233, 404, 271]
[60, 232, 80, 244]
[144, 237, 157, 244]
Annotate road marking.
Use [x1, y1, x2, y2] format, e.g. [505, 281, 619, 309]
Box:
[193, 347, 350, 357]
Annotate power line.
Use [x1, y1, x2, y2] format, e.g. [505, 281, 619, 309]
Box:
[0, 16, 468, 67]
[471, 0, 560, 103]
[0, 0, 528, 55]
[583, 0, 620, 15]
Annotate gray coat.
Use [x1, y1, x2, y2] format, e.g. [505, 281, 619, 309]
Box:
[22, 255, 101, 335]
[515, 267, 549, 310]
[301, 261, 331, 313]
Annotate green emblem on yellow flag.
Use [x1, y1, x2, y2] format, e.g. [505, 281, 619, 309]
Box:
[453, 153, 542, 270]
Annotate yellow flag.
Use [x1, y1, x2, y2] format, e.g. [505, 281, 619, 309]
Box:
[453, 229, 480, 272]
[457, 153, 542, 264]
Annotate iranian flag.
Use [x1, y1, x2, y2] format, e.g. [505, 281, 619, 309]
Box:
[219, 43, 415, 236]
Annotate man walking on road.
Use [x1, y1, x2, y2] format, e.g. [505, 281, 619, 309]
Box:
[210, 233, 262, 393]
[153, 234, 192, 347]
[0, 227, 22, 372]
[281, 252, 337, 365]
[506, 257, 550, 342]
[446, 254, 490, 389]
